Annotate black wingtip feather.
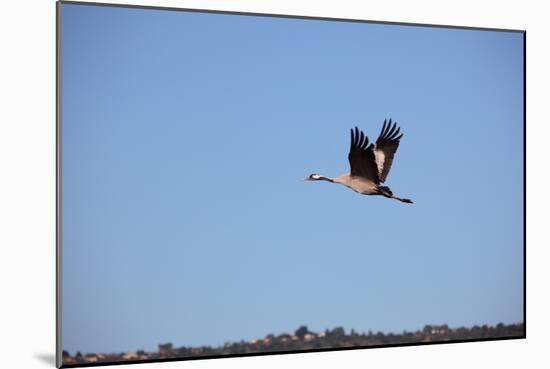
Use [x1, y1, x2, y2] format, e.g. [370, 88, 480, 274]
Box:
[390, 127, 401, 139]
[383, 120, 390, 136]
[387, 121, 398, 138]
[350, 126, 375, 151]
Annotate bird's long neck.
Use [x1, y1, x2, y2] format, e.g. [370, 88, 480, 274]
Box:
[317, 175, 334, 183]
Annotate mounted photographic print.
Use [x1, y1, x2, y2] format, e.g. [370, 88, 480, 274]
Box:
[56, 1, 525, 367]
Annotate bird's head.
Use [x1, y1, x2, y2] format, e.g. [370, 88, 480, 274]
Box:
[305, 173, 322, 181]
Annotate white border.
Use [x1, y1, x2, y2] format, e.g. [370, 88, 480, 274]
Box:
[1, 1, 548, 369]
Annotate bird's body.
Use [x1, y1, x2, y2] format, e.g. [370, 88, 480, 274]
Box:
[329, 174, 378, 194]
[305, 119, 413, 204]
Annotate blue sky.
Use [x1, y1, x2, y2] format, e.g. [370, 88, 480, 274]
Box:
[61, 3, 524, 354]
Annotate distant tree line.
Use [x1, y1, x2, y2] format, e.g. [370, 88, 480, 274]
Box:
[62, 322, 524, 365]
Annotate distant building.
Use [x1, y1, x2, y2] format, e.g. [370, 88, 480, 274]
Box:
[122, 352, 138, 360]
[63, 357, 76, 365]
[84, 354, 98, 362]
[158, 343, 173, 356]
[423, 325, 450, 340]
[190, 347, 203, 354]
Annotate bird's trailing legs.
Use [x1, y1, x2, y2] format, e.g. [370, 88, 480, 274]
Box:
[378, 185, 413, 204]
[388, 195, 413, 204]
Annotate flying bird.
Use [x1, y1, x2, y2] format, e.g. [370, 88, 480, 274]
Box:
[305, 119, 413, 204]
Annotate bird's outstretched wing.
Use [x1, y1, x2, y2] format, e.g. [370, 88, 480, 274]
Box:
[373, 119, 403, 183]
[348, 126, 380, 184]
